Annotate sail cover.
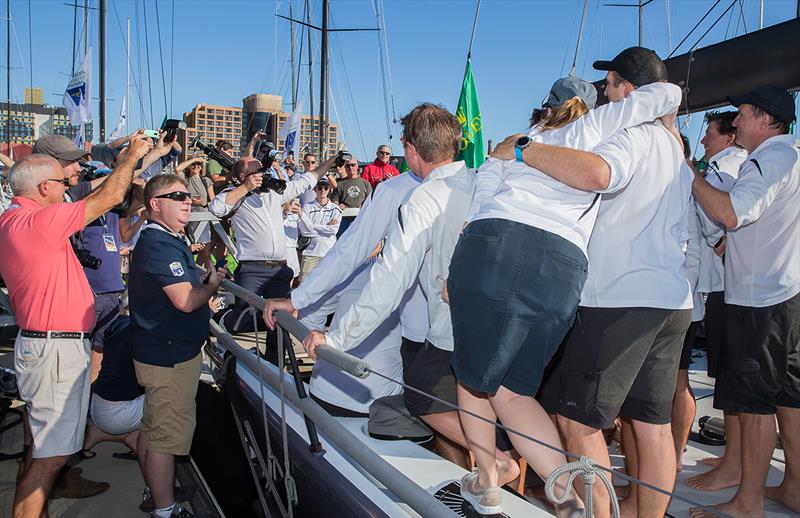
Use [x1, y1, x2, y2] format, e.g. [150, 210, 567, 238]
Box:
[594, 18, 800, 114]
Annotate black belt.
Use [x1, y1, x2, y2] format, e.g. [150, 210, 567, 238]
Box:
[20, 330, 90, 340]
[240, 259, 288, 268]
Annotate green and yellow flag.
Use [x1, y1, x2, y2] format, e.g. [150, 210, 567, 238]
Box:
[455, 60, 485, 168]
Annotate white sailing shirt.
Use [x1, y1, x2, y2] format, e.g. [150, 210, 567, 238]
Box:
[582, 121, 694, 309]
[290, 171, 429, 343]
[325, 161, 470, 352]
[469, 82, 683, 256]
[208, 173, 315, 261]
[725, 134, 800, 307]
[695, 146, 747, 293]
[298, 199, 342, 257]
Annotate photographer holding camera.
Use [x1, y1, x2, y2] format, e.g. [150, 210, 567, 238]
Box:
[209, 152, 340, 344]
[0, 134, 152, 518]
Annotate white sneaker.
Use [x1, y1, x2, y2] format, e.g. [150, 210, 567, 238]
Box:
[460, 469, 502, 515]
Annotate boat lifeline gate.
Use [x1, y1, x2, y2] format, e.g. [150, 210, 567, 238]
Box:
[213, 277, 729, 518]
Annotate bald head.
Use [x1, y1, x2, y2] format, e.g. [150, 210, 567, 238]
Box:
[232, 157, 262, 181]
[8, 154, 62, 196]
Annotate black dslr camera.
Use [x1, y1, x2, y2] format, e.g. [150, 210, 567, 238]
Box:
[80, 161, 111, 182]
[191, 138, 236, 171]
[163, 119, 186, 144]
[73, 245, 102, 270]
[334, 150, 352, 168]
[257, 172, 287, 195]
[258, 143, 283, 169]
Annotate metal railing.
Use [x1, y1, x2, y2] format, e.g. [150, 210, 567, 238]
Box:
[211, 277, 458, 518]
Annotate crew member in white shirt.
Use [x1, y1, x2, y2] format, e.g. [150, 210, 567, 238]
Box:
[297, 177, 341, 282]
[299, 103, 522, 492]
[449, 60, 682, 515]
[209, 154, 335, 361]
[500, 48, 693, 517]
[684, 110, 748, 487]
[688, 85, 800, 518]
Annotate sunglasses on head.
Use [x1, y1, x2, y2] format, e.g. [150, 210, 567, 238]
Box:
[155, 191, 192, 202]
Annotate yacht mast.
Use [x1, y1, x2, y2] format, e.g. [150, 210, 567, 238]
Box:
[99, 0, 106, 141]
[5, 0, 10, 155]
[289, 1, 296, 110]
[318, 0, 328, 159]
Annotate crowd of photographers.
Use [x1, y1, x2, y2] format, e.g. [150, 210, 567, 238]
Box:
[0, 121, 389, 517]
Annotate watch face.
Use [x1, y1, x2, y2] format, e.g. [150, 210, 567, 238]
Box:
[516, 136, 531, 149]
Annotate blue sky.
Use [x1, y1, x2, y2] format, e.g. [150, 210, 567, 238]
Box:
[5, 0, 799, 159]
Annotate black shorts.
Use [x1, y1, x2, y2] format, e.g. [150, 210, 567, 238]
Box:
[448, 219, 587, 397]
[704, 291, 726, 378]
[553, 306, 691, 429]
[401, 340, 458, 417]
[714, 292, 800, 414]
[679, 321, 702, 370]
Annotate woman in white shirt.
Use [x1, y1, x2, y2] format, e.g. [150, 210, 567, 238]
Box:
[448, 77, 682, 515]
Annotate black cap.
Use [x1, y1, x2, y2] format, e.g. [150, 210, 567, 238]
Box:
[593, 46, 668, 87]
[727, 85, 797, 124]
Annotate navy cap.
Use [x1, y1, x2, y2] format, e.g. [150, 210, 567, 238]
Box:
[727, 85, 796, 124]
[593, 46, 668, 87]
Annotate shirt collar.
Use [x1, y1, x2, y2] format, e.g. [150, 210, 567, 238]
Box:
[141, 219, 181, 238]
[424, 160, 467, 183]
[708, 146, 745, 164]
[750, 134, 796, 157]
[10, 196, 42, 209]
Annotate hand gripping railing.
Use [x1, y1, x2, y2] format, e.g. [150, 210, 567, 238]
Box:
[212, 278, 458, 518]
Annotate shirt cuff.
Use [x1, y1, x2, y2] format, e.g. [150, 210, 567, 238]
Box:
[290, 289, 307, 311]
[325, 330, 343, 351]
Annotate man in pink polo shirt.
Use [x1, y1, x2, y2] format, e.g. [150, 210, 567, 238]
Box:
[0, 135, 151, 518]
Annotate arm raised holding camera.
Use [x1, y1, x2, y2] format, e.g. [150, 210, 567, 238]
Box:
[83, 134, 153, 226]
[282, 152, 343, 201]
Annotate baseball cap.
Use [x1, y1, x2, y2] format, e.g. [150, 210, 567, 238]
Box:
[316, 177, 331, 188]
[32, 135, 90, 162]
[593, 46, 668, 87]
[545, 76, 598, 109]
[727, 85, 797, 124]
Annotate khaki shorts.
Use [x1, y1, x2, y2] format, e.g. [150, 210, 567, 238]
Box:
[134, 354, 202, 455]
[14, 334, 91, 458]
[299, 255, 322, 283]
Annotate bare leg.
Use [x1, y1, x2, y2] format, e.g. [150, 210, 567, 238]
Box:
[13, 454, 69, 518]
[488, 387, 581, 517]
[618, 419, 638, 517]
[690, 412, 774, 518]
[144, 451, 175, 510]
[82, 421, 118, 451]
[123, 430, 140, 455]
[421, 408, 519, 486]
[688, 412, 742, 490]
[433, 434, 470, 469]
[764, 406, 800, 512]
[671, 369, 695, 472]
[630, 420, 676, 518]
[457, 383, 499, 488]
[557, 415, 611, 518]
[136, 430, 149, 477]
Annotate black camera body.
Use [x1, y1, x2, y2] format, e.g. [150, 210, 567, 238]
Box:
[258, 173, 287, 195]
[80, 161, 112, 182]
[162, 119, 187, 144]
[191, 138, 236, 171]
[334, 150, 352, 168]
[74, 246, 102, 270]
[258, 143, 283, 170]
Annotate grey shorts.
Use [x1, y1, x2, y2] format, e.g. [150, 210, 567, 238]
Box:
[448, 219, 587, 396]
[548, 306, 691, 429]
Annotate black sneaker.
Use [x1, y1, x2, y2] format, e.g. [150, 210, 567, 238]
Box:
[140, 486, 193, 513]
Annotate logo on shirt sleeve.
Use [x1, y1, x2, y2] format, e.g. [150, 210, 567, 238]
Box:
[169, 261, 185, 277]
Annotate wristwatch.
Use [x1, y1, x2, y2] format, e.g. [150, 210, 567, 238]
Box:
[515, 136, 532, 162]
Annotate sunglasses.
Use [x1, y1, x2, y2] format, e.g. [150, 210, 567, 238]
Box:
[44, 178, 71, 187]
[155, 191, 192, 202]
[377, 151, 390, 156]
[345, 163, 358, 168]
[315, 185, 331, 191]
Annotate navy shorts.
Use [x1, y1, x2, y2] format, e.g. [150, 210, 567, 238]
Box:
[448, 218, 588, 397]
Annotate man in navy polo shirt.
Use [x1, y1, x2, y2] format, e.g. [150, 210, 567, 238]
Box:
[129, 174, 225, 518]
